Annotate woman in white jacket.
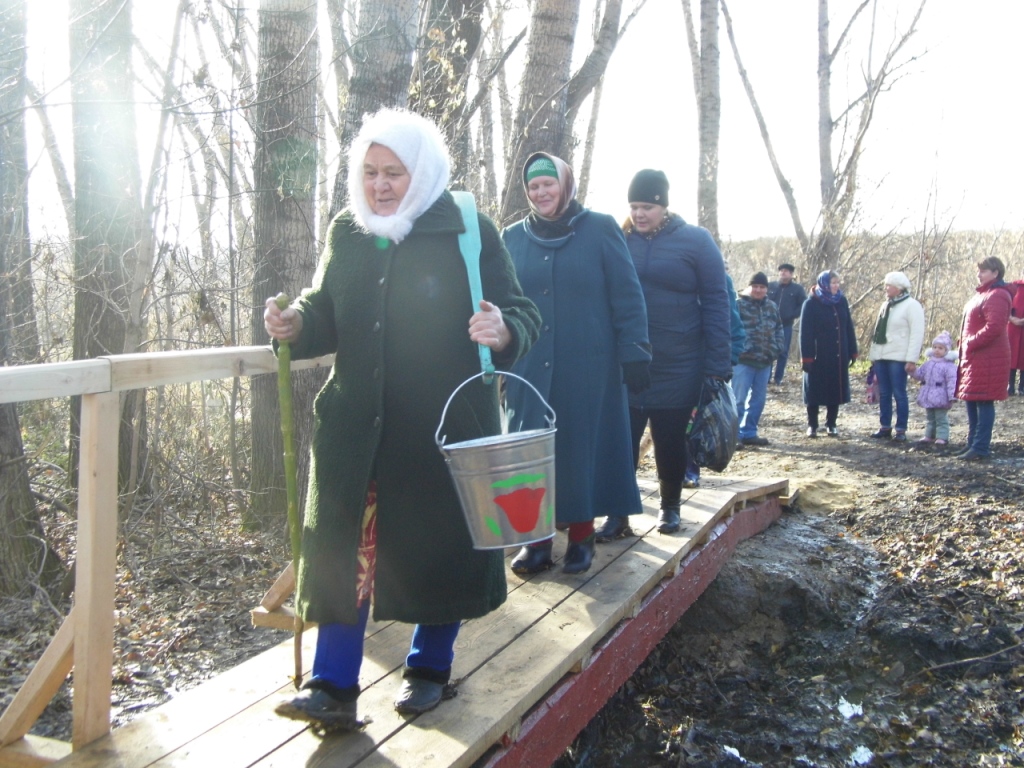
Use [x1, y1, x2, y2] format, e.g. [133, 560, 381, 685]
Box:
[868, 271, 926, 442]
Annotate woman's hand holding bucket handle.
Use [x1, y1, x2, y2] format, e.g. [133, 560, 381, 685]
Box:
[469, 300, 511, 352]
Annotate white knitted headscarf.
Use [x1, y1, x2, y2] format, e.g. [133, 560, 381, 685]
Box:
[346, 108, 451, 243]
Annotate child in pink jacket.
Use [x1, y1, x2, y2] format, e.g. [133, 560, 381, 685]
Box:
[912, 331, 958, 446]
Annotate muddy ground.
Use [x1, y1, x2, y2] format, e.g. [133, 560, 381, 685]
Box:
[4, 375, 1024, 767]
[558, 376, 1024, 767]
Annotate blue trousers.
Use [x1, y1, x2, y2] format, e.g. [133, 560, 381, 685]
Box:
[965, 400, 996, 456]
[312, 601, 460, 690]
[731, 363, 771, 440]
[874, 359, 910, 431]
[772, 324, 794, 383]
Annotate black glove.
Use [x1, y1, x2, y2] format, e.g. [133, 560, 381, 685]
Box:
[802, 361, 814, 373]
[622, 361, 651, 394]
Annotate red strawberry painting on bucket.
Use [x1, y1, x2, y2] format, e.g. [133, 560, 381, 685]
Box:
[489, 473, 551, 537]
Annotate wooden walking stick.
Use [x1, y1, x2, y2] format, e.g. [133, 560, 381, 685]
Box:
[274, 293, 305, 689]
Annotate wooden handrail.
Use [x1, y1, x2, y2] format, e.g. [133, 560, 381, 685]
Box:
[0, 346, 334, 759]
[0, 346, 333, 404]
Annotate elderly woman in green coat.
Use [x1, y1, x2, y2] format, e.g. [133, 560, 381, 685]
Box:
[264, 108, 540, 729]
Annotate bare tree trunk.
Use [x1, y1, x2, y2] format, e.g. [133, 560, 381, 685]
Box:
[499, 0, 581, 225]
[0, 2, 37, 365]
[697, 0, 720, 241]
[576, 78, 603, 206]
[327, 0, 418, 218]
[68, 0, 145, 493]
[247, 0, 322, 529]
[0, 0, 55, 598]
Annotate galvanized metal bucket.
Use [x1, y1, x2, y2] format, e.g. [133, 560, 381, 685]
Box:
[435, 371, 556, 550]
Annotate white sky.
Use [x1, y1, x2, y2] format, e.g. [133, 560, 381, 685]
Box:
[25, 0, 1023, 244]
[584, 0, 1024, 241]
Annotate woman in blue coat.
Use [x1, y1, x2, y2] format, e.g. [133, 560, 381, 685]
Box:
[503, 152, 651, 575]
[799, 271, 859, 436]
[599, 169, 732, 538]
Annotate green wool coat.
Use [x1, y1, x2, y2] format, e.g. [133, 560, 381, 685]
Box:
[286, 192, 541, 626]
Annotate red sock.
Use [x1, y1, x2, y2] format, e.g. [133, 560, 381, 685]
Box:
[568, 521, 595, 543]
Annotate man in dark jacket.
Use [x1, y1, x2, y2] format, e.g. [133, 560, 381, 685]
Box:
[768, 263, 807, 384]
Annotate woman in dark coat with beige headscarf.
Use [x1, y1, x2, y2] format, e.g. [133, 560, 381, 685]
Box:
[264, 108, 540, 728]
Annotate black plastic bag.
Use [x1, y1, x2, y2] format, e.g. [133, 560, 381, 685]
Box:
[688, 377, 739, 472]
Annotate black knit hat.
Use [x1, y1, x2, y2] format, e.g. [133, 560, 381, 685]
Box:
[778, 263, 796, 272]
[749, 271, 769, 287]
[627, 169, 669, 206]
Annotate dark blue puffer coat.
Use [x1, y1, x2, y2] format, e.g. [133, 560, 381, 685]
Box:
[625, 215, 732, 410]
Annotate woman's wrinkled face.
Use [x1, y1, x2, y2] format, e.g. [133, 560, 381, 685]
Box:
[829, 276, 841, 294]
[527, 176, 561, 219]
[629, 202, 668, 233]
[363, 143, 410, 216]
[884, 283, 902, 299]
[977, 267, 998, 285]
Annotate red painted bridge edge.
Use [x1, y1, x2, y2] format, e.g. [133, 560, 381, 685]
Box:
[481, 495, 784, 768]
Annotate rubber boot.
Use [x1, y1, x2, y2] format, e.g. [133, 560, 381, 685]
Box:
[657, 479, 682, 534]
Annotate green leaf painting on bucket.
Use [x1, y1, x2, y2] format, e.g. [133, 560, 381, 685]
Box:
[491, 473, 547, 534]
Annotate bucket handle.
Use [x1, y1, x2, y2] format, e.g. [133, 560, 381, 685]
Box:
[435, 371, 556, 449]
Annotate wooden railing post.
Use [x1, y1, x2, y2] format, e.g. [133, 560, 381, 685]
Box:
[71, 391, 119, 749]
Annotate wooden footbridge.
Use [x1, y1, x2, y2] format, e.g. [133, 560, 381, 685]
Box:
[0, 348, 790, 768]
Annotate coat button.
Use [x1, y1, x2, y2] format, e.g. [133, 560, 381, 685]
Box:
[544, 325, 550, 332]
[544, 361, 551, 368]
[543, 255, 550, 261]
[374, 416, 381, 428]
[379, 277, 385, 285]
[543, 288, 550, 295]
[373, 322, 381, 332]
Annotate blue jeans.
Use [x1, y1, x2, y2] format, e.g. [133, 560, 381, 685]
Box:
[731, 363, 771, 440]
[772, 324, 794, 383]
[313, 601, 460, 689]
[874, 359, 910, 431]
[965, 400, 996, 456]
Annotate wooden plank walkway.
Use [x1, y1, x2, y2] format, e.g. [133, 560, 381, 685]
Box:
[41, 476, 786, 768]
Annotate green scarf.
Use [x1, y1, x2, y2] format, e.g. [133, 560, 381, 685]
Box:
[872, 291, 910, 345]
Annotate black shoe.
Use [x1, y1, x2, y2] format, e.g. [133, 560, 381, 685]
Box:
[562, 534, 596, 574]
[657, 507, 681, 534]
[395, 676, 446, 715]
[275, 681, 361, 730]
[595, 516, 632, 543]
[510, 539, 554, 575]
[826, 426, 839, 437]
[957, 448, 989, 462]
[892, 431, 907, 443]
[806, 427, 818, 438]
[870, 428, 893, 439]
[741, 436, 770, 446]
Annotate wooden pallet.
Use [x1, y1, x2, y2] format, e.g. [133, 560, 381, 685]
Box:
[7, 476, 786, 768]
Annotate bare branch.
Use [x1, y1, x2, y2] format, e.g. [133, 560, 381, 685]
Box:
[721, 0, 809, 252]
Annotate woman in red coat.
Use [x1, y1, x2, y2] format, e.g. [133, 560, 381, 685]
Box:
[1007, 278, 1024, 394]
[955, 256, 1015, 460]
